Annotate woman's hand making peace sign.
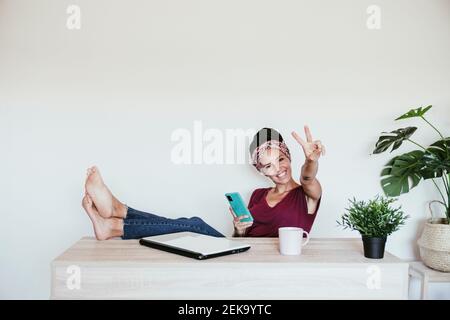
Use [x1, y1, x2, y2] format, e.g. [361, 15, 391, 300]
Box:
[291, 125, 326, 162]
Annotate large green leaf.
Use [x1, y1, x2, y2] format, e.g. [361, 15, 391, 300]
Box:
[395, 105, 432, 120]
[380, 150, 425, 197]
[427, 137, 450, 159]
[421, 138, 450, 179]
[373, 127, 417, 154]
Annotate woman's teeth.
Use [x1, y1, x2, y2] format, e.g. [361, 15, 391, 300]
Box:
[277, 171, 286, 178]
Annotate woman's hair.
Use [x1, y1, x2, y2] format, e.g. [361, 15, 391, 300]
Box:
[249, 128, 291, 168]
[249, 127, 284, 156]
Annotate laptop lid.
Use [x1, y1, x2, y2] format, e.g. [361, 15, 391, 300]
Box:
[139, 232, 251, 260]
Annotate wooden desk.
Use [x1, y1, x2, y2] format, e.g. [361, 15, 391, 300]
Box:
[51, 237, 409, 299]
[409, 261, 450, 300]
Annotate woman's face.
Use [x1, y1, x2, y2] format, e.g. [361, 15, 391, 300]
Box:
[257, 148, 292, 185]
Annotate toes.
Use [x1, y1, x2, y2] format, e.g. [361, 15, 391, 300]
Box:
[82, 195, 88, 208]
[82, 194, 93, 208]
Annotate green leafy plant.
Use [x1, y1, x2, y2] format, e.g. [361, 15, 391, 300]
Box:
[373, 105, 450, 223]
[337, 196, 409, 237]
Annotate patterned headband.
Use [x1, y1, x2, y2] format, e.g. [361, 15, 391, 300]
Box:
[251, 140, 291, 169]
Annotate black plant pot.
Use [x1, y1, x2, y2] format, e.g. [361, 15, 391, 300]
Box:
[361, 236, 387, 259]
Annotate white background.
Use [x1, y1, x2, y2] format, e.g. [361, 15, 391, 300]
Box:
[1, 0, 449, 299]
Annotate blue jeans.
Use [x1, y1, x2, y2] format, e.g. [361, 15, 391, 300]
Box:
[122, 206, 226, 239]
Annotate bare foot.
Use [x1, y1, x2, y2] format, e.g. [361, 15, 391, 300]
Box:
[85, 166, 126, 219]
[82, 194, 123, 240]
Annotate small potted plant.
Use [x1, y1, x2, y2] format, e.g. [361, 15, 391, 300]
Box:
[337, 196, 409, 259]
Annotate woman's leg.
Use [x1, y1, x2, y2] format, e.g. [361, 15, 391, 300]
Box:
[122, 206, 225, 239]
[83, 166, 225, 240]
[82, 197, 224, 240]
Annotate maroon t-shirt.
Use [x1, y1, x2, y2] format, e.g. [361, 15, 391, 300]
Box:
[245, 186, 320, 237]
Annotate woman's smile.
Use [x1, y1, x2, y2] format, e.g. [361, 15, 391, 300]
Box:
[276, 171, 287, 178]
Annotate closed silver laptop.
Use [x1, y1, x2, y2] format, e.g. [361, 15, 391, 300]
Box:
[139, 232, 251, 260]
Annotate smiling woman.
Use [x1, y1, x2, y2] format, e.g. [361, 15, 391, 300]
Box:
[240, 127, 324, 237]
[82, 127, 325, 240]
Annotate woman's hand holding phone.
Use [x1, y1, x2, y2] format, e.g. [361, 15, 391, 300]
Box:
[229, 207, 253, 236]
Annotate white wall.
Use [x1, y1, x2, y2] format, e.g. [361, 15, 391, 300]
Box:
[1, 0, 449, 299]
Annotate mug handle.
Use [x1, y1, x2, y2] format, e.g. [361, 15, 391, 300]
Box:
[301, 230, 310, 247]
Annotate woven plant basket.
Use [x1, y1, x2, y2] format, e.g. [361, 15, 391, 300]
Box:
[417, 206, 450, 272]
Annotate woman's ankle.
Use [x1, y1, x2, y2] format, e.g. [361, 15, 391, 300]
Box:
[113, 198, 128, 219]
[110, 218, 124, 238]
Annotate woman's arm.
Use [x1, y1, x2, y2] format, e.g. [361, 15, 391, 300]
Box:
[292, 126, 325, 214]
[300, 159, 322, 200]
[300, 159, 322, 214]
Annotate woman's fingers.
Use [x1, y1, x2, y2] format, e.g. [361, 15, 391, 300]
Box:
[234, 215, 253, 227]
[314, 140, 321, 151]
[231, 212, 253, 231]
[291, 131, 306, 147]
[304, 125, 313, 142]
[313, 140, 326, 156]
[234, 215, 249, 222]
[235, 221, 253, 228]
[320, 143, 326, 156]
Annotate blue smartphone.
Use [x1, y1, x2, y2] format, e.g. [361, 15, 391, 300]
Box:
[225, 192, 253, 223]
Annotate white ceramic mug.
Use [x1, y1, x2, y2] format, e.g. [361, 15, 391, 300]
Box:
[278, 227, 310, 255]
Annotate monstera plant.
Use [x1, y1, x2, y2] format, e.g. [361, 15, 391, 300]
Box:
[373, 105, 450, 271]
[373, 105, 449, 223]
